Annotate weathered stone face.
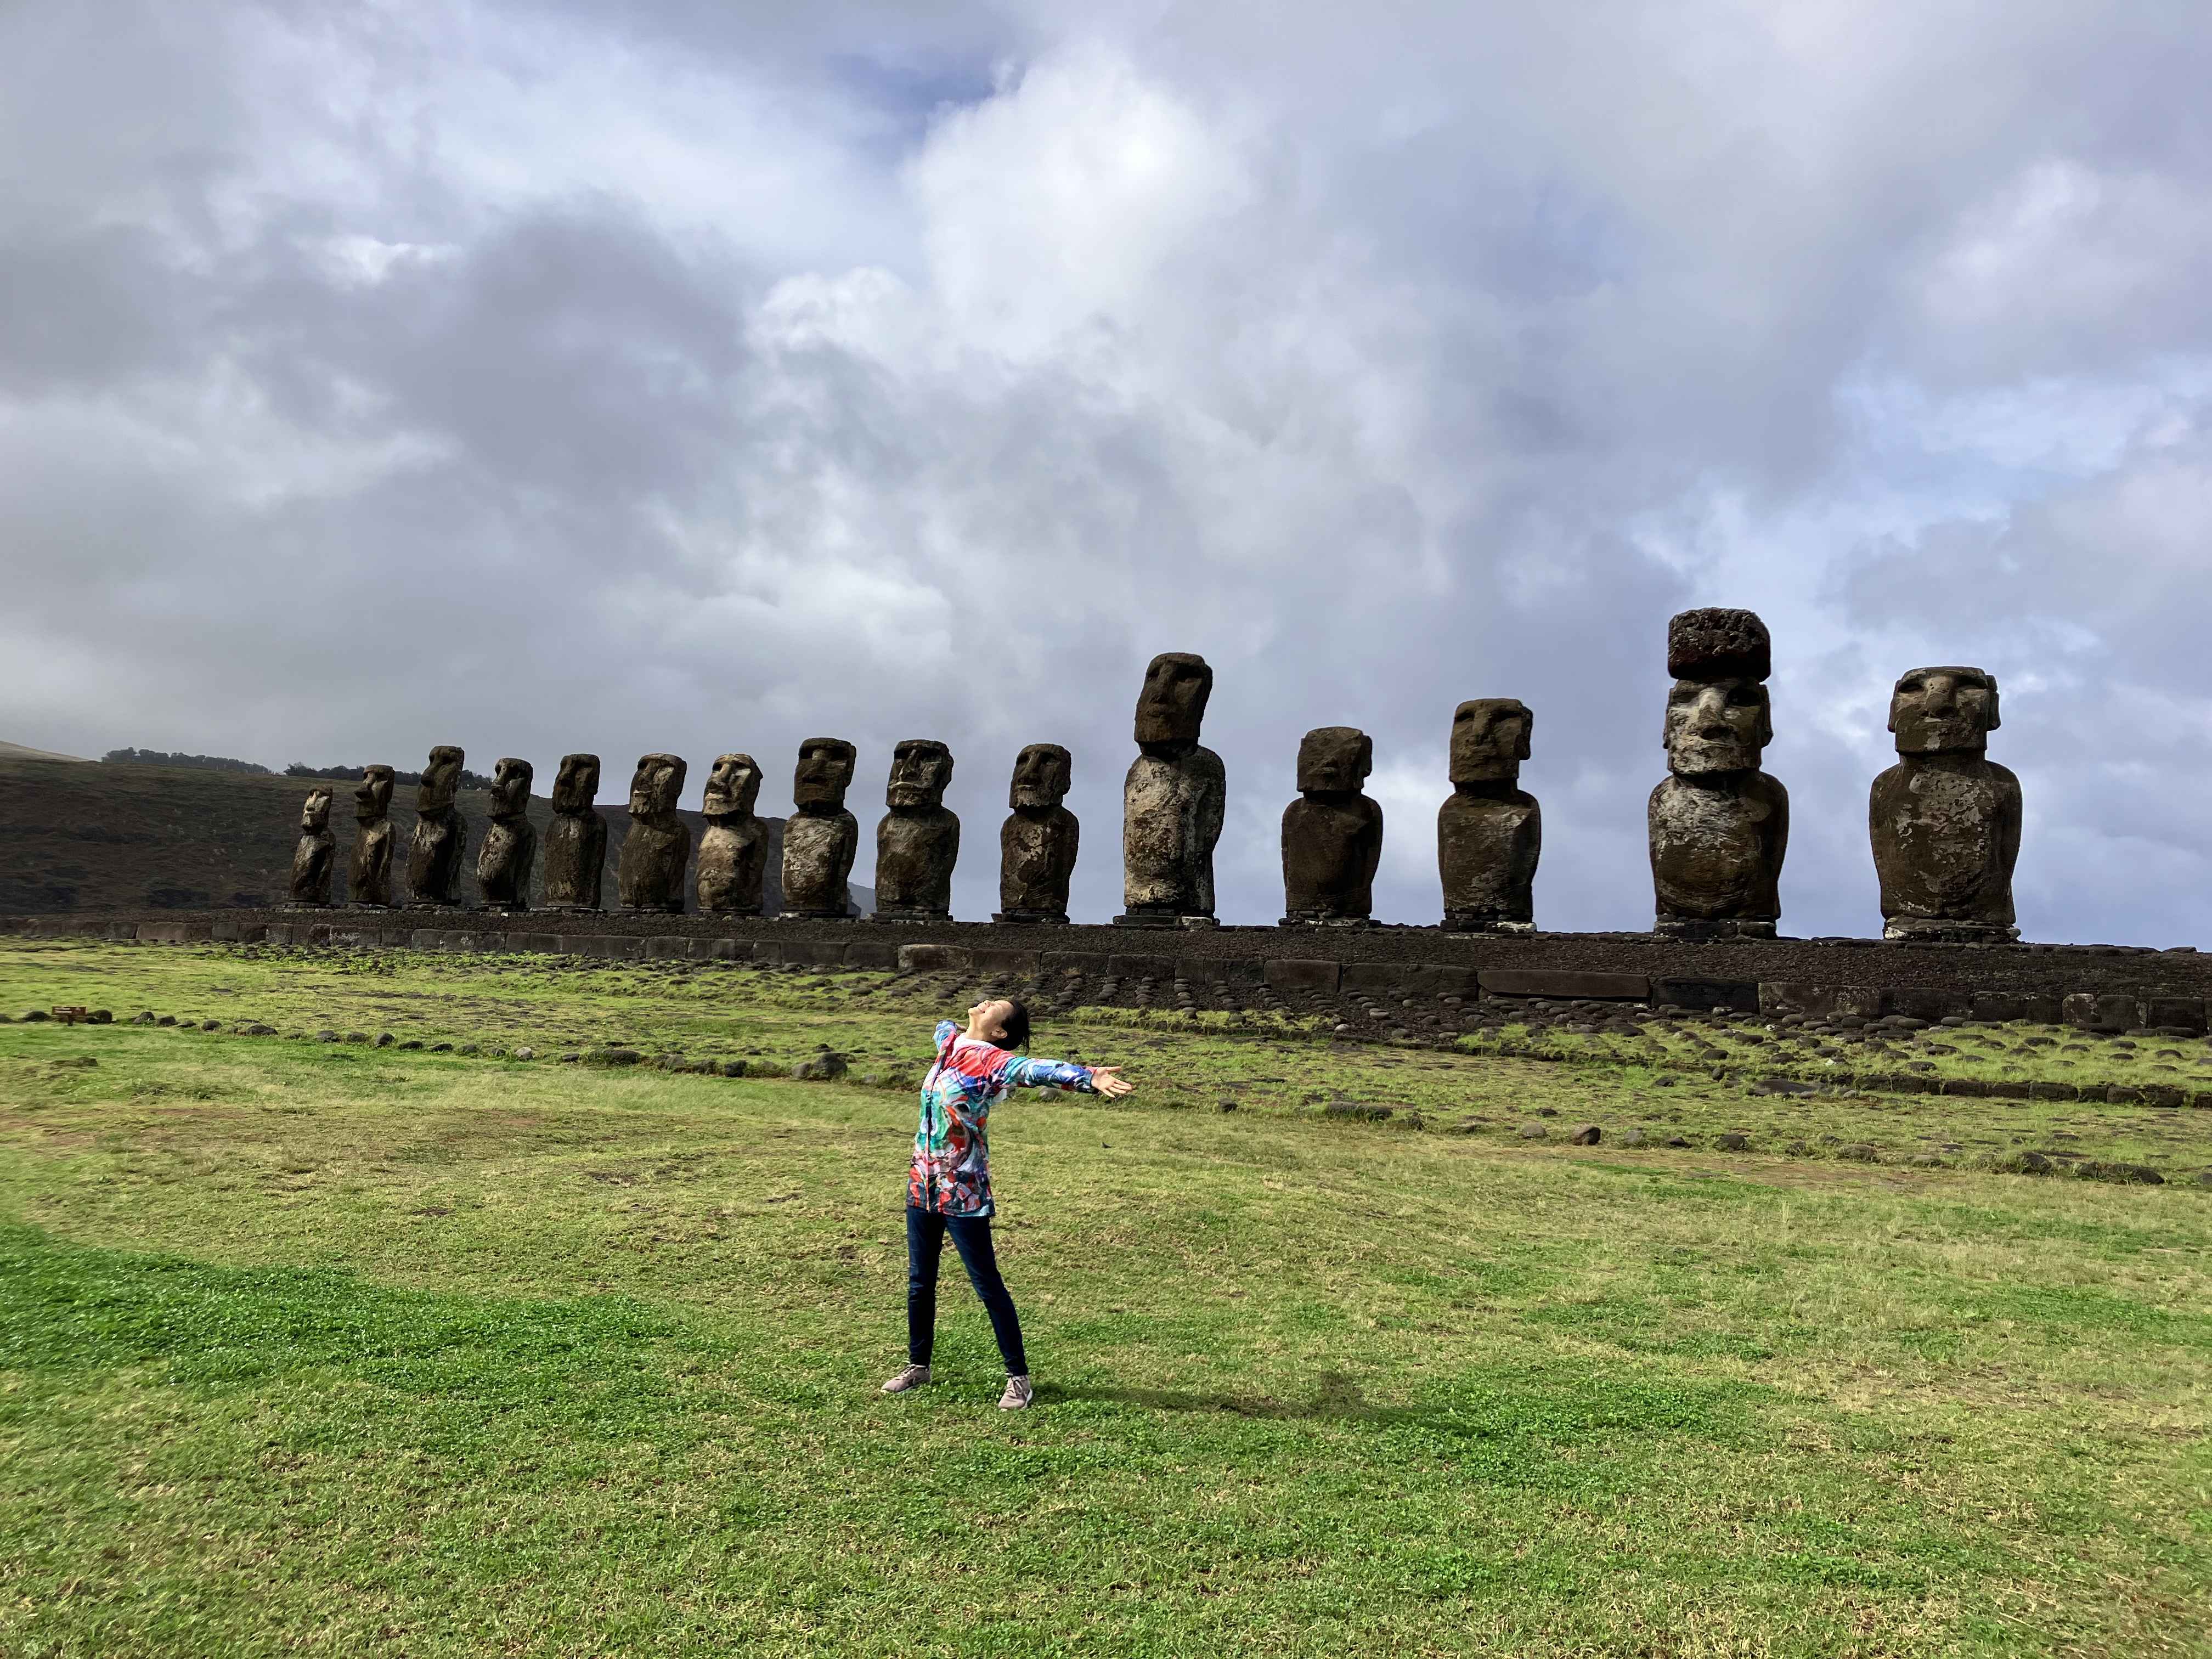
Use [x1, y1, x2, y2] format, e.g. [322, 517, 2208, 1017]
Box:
[887, 740, 953, 810]
[348, 769, 396, 907]
[404, 747, 469, 906]
[628, 754, 686, 819]
[793, 738, 857, 810]
[551, 754, 601, 814]
[1441, 702, 1539, 929]
[1449, 699, 1531, 786]
[1121, 746, 1226, 919]
[618, 754, 690, 913]
[1889, 666, 1999, 755]
[1009, 743, 1071, 810]
[489, 758, 533, 821]
[1133, 652, 1213, 749]
[476, 761, 538, 912]
[301, 788, 332, 834]
[702, 753, 763, 817]
[1282, 728, 1382, 922]
[874, 791, 960, 918]
[1295, 726, 1372, 794]
[291, 789, 336, 907]
[1873, 664, 2019, 939]
[353, 765, 394, 822]
[998, 804, 1079, 921]
[1663, 678, 1771, 777]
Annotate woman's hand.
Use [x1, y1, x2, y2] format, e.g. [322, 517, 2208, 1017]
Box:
[1087, 1064, 1135, 1100]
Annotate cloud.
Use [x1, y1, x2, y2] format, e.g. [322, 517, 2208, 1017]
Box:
[4, 1, 2212, 941]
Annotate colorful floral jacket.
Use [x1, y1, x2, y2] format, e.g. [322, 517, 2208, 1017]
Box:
[909, 1020, 1096, 1217]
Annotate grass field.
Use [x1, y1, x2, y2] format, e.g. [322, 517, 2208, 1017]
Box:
[2, 941, 2209, 1655]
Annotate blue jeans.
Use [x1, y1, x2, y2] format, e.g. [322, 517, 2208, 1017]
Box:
[907, 1205, 1028, 1375]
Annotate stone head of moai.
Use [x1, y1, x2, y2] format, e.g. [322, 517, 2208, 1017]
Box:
[1889, 667, 1999, 755]
[703, 753, 763, 817]
[301, 787, 334, 834]
[1009, 743, 1072, 810]
[628, 754, 686, 819]
[354, 765, 394, 821]
[1133, 652, 1214, 752]
[552, 754, 601, 814]
[793, 738, 857, 811]
[887, 740, 954, 811]
[1662, 608, 1773, 777]
[417, 747, 464, 814]
[1296, 726, 1373, 795]
[1449, 698, 1532, 786]
[489, 758, 533, 821]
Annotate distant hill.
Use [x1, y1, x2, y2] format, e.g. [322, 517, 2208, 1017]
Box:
[0, 757, 872, 916]
[0, 740, 92, 764]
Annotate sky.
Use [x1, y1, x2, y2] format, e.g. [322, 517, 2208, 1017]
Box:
[4, 0, 2211, 939]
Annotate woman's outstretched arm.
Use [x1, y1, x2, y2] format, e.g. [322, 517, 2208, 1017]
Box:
[1003, 1053, 1135, 1099]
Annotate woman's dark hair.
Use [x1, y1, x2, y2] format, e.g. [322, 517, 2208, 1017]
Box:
[989, 998, 1031, 1052]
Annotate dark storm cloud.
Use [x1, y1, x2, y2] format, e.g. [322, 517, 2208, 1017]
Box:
[4, 1, 2212, 939]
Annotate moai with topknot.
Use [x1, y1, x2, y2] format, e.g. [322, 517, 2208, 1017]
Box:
[696, 753, 769, 917]
[617, 754, 690, 913]
[873, 740, 960, 922]
[405, 746, 469, 909]
[1648, 608, 1788, 939]
[780, 738, 859, 919]
[1871, 667, 2021, 942]
[1438, 698, 1540, 933]
[475, 757, 537, 912]
[996, 744, 1079, 924]
[1280, 726, 1383, 925]
[540, 754, 607, 912]
[288, 788, 336, 908]
[1117, 652, 1225, 928]
[347, 765, 397, 908]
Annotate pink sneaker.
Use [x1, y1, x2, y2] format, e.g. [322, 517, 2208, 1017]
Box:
[881, 1363, 931, 1394]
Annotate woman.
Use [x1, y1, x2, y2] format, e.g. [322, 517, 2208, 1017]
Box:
[882, 995, 1134, 1409]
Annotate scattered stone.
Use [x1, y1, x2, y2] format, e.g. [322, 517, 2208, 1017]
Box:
[244, 1023, 277, 1036]
[456, 1042, 479, 1056]
[1663, 1135, 1690, 1148]
[347, 1032, 369, 1045]
[2072, 1160, 2164, 1185]
[88, 1010, 112, 1025]
[1568, 1124, 1600, 1146]
[1716, 1132, 1750, 1151]
[1784, 1139, 1812, 1156]
[793, 1051, 850, 1081]
[1836, 1143, 1881, 1163]
[1909, 1153, 1948, 1169]
[1518, 1121, 1547, 1139]
[397, 1039, 424, 1052]
[21, 1009, 50, 1023]
[133, 1012, 158, 1025]
[1750, 1077, 1817, 1096]
[514, 1047, 537, 1061]
[585, 1047, 644, 1067]
[315, 1030, 339, 1043]
[1618, 1128, 1647, 1147]
[1536, 1106, 1559, 1118]
[157, 1015, 176, 1027]
[375, 1032, 394, 1047]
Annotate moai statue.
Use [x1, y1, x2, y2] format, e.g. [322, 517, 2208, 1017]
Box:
[996, 744, 1079, 924]
[1116, 652, 1225, 927]
[1648, 609, 1788, 939]
[1281, 727, 1384, 924]
[404, 746, 469, 909]
[347, 764, 397, 908]
[780, 738, 859, 919]
[696, 753, 769, 917]
[475, 757, 537, 912]
[288, 788, 336, 907]
[1438, 698, 1540, 933]
[540, 754, 607, 912]
[1871, 667, 2021, 943]
[873, 740, 960, 922]
[617, 753, 690, 913]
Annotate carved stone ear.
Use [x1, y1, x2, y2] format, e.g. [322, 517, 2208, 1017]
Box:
[1985, 675, 2001, 732]
[1515, 716, 1532, 763]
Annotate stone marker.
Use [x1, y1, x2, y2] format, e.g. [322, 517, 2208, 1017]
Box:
[1281, 726, 1383, 924]
[404, 746, 469, 909]
[1438, 697, 1540, 932]
[1871, 666, 2022, 943]
[475, 757, 537, 912]
[348, 764, 397, 908]
[1648, 608, 1787, 938]
[617, 753, 690, 913]
[696, 753, 769, 917]
[871, 739, 960, 922]
[1117, 652, 1224, 927]
[541, 754, 607, 912]
[996, 743, 1079, 924]
[288, 788, 336, 907]
[781, 738, 859, 918]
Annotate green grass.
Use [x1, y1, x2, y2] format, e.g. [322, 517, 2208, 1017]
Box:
[1, 943, 2209, 1655]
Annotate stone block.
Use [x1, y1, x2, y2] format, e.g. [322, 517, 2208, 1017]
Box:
[1183, 957, 1265, 988]
[1970, 991, 2027, 1023]
[969, 946, 1043, 979]
[842, 939, 901, 971]
[642, 935, 693, 960]
[137, 922, 207, 945]
[1825, 985, 1893, 1021]
[2021, 994, 2063, 1026]
[576, 935, 645, 960]
[1342, 962, 1412, 995]
[2062, 991, 2135, 1033]
[1939, 1077, 1986, 1097]
[1651, 977, 1759, 1013]
[1109, 953, 1176, 983]
[1403, 964, 1481, 998]
[780, 940, 848, 970]
[1040, 951, 1114, 979]
[2140, 995, 2207, 1034]
[1479, 970, 1651, 1001]
[1893, 986, 1970, 1022]
[897, 944, 972, 974]
[1758, 981, 1816, 1015]
[1265, 959, 1341, 995]
[509, 932, 564, 956]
